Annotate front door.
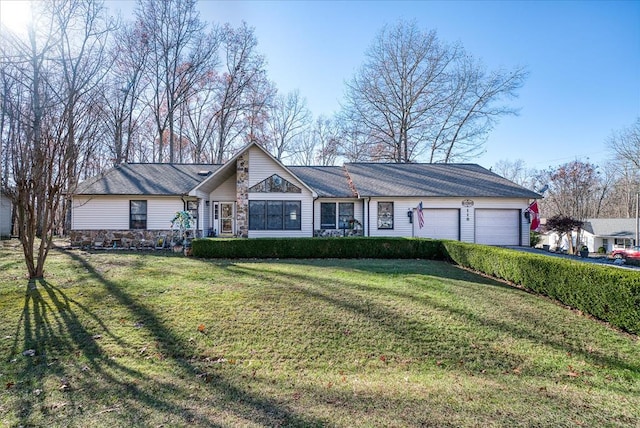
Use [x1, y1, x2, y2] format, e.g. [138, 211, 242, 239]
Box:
[220, 203, 234, 235]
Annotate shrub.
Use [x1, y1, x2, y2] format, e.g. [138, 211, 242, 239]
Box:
[441, 241, 640, 335]
[530, 231, 541, 247]
[191, 237, 444, 260]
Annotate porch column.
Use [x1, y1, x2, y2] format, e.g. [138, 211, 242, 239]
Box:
[236, 153, 249, 238]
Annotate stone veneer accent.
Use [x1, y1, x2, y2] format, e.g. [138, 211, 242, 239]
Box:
[69, 229, 176, 249]
[236, 152, 249, 238]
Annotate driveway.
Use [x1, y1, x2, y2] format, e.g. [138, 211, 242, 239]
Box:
[503, 246, 640, 271]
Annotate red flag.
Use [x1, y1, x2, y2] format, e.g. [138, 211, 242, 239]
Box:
[417, 201, 424, 229]
[527, 201, 540, 231]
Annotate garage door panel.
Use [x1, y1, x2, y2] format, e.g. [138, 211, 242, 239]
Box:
[416, 209, 459, 240]
[476, 209, 520, 245]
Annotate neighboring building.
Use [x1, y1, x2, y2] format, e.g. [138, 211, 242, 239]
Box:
[0, 192, 12, 238]
[540, 218, 638, 253]
[582, 218, 638, 253]
[70, 142, 541, 248]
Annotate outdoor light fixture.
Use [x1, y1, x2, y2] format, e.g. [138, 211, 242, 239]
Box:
[407, 210, 413, 223]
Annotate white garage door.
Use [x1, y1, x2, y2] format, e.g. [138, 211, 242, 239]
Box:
[415, 208, 459, 240]
[475, 209, 520, 245]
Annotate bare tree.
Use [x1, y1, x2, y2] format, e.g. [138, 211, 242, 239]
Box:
[211, 22, 269, 162]
[289, 129, 316, 166]
[609, 117, 640, 169]
[600, 161, 640, 218]
[137, 0, 219, 163]
[341, 20, 527, 163]
[312, 116, 339, 166]
[492, 159, 536, 188]
[182, 72, 218, 163]
[432, 57, 527, 162]
[243, 76, 275, 148]
[537, 160, 605, 226]
[606, 118, 640, 218]
[102, 20, 150, 165]
[335, 111, 376, 162]
[0, 0, 112, 280]
[266, 89, 311, 161]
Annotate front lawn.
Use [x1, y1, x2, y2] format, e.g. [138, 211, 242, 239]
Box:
[0, 241, 638, 427]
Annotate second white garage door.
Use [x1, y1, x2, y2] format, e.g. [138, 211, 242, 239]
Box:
[475, 209, 520, 245]
[415, 208, 459, 240]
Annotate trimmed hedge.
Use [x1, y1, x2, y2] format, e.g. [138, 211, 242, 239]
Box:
[191, 237, 444, 260]
[441, 241, 640, 335]
[191, 237, 640, 335]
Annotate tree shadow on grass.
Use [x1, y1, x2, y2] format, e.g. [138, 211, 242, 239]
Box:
[5, 250, 327, 427]
[229, 261, 640, 380]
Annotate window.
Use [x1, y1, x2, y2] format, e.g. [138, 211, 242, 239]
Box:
[615, 238, 634, 248]
[377, 202, 394, 229]
[320, 202, 356, 229]
[249, 201, 266, 230]
[186, 200, 198, 221]
[320, 203, 336, 229]
[130, 200, 147, 229]
[249, 200, 301, 230]
[284, 201, 301, 230]
[267, 201, 283, 229]
[338, 203, 354, 229]
[249, 174, 301, 193]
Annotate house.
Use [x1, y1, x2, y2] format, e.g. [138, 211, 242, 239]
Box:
[540, 218, 639, 253]
[70, 142, 541, 248]
[582, 218, 638, 253]
[0, 192, 12, 238]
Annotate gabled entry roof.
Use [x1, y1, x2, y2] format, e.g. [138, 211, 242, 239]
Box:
[190, 142, 318, 197]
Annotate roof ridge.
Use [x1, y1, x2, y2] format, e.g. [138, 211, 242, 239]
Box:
[342, 165, 359, 198]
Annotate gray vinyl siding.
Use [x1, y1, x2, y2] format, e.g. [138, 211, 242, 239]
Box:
[72, 196, 185, 230]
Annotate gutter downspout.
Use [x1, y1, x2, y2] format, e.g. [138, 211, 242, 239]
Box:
[313, 196, 318, 237]
[366, 197, 371, 237]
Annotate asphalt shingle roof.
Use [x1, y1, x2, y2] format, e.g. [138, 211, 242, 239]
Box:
[76, 164, 222, 195]
[288, 166, 356, 198]
[583, 218, 638, 238]
[344, 163, 541, 198]
[75, 160, 541, 200]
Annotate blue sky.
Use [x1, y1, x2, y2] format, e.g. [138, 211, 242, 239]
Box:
[197, 0, 640, 170]
[4, 0, 638, 170]
[202, 0, 639, 170]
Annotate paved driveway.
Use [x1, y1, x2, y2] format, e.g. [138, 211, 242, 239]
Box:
[503, 246, 640, 271]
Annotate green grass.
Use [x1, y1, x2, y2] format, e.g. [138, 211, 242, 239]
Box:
[0, 240, 639, 427]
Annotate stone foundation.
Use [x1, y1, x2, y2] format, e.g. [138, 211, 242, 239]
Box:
[314, 229, 364, 237]
[69, 229, 177, 249]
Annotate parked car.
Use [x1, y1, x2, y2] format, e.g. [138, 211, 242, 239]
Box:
[610, 246, 640, 259]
